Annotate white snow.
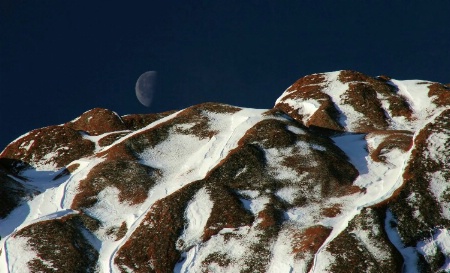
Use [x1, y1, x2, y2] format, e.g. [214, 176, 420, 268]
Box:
[265, 140, 319, 183]
[310, 131, 411, 272]
[2, 71, 449, 272]
[282, 98, 322, 124]
[286, 125, 306, 135]
[2, 236, 36, 273]
[107, 107, 269, 273]
[234, 166, 247, 178]
[390, 80, 433, 113]
[177, 188, 213, 250]
[0, 168, 75, 238]
[29, 151, 59, 171]
[365, 133, 387, 153]
[276, 187, 298, 204]
[423, 132, 449, 163]
[175, 188, 214, 272]
[0, 157, 104, 273]
[268, 227, 307, 273]
[240, 195, 270, 215]
[140, 133, 210, 172]
[238, 189, 260, 199]
[350, 227, 391, 263]
[428, 171, 450, 219]
[275, 71, 445, 133]
[83, 187, 140, 237]
[81, 130, 131, 152]
[285, 206, 320, 225]
[84, 186, 150, 273]
[331, 133, 368, 174]
[385, 209, 419, 273]
[138, 108, 267, 191]
[19, 139, 34, 151]
[174, 225, 265, 273]
[387, 79, 442, 131]
[320, 71, 366, 131]
[416, 229, 450, 271]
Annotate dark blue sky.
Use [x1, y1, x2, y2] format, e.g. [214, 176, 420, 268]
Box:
[1, 1, 449, 150]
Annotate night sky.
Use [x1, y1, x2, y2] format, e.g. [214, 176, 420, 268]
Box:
[1, 1, 450, 150]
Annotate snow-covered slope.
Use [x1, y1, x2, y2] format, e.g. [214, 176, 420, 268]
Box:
[1, 70, 450, 272]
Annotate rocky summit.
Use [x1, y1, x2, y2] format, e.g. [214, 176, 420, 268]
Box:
[1, 70, 450, 273]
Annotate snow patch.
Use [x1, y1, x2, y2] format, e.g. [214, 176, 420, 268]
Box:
[238, 190, 260, 199]
[234, 166, 247, 178]
[424, 132, 449, 163]
[286, 125, 306, 135]
[3, 236, 36, 273]
[19, 140, 34, 151]
[267, 228, 306, 273]
[175, 225, 265, 273]
[332, 133, 368, 174]
[390, 80, 433, 113]
[239, 195, 270, 215]
[388, 79, 440, 130]
[0, 167, 81, 240]
[265, 140, 319, 182]
[83, 187, 140, 236]
[385, 209, 419, 273]
[178, 187, 213, 250]
[2, 131, 32, 153]
[428, 171, 450, 219]
[110, 107, 269, 273]
[321, 71, 365, 131]
[275, 187, 297, 204]
[284, 200, 338, 228]
[282, 98, 322, 124]
[350, 228, 391, 263]
[81, 130, 131, 152]
[416, 229, 450, 271]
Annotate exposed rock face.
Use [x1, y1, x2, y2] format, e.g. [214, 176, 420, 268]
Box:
[1, 70, 449, 272]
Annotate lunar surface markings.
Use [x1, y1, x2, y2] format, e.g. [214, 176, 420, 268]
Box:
[135, 71, 157, 107]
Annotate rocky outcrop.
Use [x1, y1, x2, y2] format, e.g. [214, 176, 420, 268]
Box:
[1, 70, 449, 272]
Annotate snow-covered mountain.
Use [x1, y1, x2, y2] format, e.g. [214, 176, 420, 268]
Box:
[1, 70, 449, 272]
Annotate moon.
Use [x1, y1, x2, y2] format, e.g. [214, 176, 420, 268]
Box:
[135, 71, 157, 107]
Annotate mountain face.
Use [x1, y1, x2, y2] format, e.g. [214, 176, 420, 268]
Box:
[1, 70, 450, 273]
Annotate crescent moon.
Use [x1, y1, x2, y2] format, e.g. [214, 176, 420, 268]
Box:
[135, 71, 157, 107]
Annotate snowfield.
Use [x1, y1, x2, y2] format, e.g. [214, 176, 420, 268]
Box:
[1, 70, 449, 272]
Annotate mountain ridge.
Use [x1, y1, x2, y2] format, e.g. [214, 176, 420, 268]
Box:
[1, 70, 449, 272]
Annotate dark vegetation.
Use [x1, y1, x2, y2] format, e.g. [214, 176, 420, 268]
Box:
[275, 70, 417, 133]
[115, 181, 204, 273]
[388, 109, 450, 271]
[16, 214, 98, 273]
[113, 105, 362, 271]
[2, 71, 450, 272]
[0, 125, 95, 170]
[366, 130, 413, 163]
[121, 110, 177, 131]
[339, 70, 413, 123]
[72, 157, 160, 208]
[274, 73, 344, 131]
[291, 225, 332, 271]
[0, 159, 29, 218]
[327, 208, 403, 273]
[68, 108, 127, 135]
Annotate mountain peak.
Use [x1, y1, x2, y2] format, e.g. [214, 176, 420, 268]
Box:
[1, 71, 450, 272]
[275, 70, 449, 133]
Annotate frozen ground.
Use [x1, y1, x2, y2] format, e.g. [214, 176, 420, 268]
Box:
[1, 71, 448, 272]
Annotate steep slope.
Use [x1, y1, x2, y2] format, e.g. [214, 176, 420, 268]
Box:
[1, 70, 449, 272]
